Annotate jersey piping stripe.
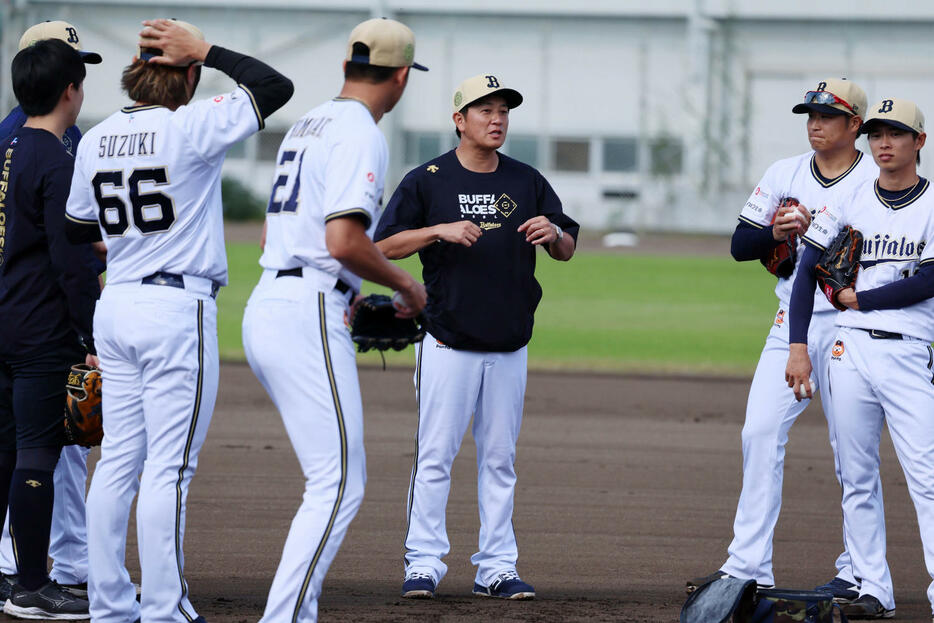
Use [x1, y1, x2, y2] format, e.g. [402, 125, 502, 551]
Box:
[324, 208, 372, 229]
[874, 178, 930, 210]
[802, 236, 826, 251]
[291, 292, 348, 623]
[738, 215, 765, 229]
[402, 340, 424, 567]
[810, 151, 863, 188]
[174, 299, 204, 622]
[920, 258, 934, 266]
[65, 212, 98, 225]
[120, 104, 163, 114]
[238, 84, 264, 131]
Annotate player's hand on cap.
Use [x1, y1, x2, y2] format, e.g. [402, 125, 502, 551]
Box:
[518, 216, 558, 246]
[139, 19, 210, 66]
[785, 344, 815, 402]
[395, 279, 427, 318]
[435, 221, 482, 247]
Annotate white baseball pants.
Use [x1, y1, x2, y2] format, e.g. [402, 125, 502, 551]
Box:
[403, 334, 527, 587]
[829, 326, 934, 613]
[243, 269, 365, 623]
[86, 280, 218, 623]
[720, 309, 882, 587]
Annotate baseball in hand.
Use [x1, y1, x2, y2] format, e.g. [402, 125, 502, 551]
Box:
[391, 291, 409, 312]
[798, 378, 817, 398]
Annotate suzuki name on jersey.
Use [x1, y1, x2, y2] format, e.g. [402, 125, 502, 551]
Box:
[98, 132, 157, 158]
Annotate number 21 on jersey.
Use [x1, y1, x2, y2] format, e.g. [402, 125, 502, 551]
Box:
[267, 149, 304, 214]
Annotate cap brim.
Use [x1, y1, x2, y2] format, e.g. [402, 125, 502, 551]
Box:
[79, 50, 102, 64]
[412, 61, 428, 71]
[859, 118, 918, 135]
[792, 102, 849, 116]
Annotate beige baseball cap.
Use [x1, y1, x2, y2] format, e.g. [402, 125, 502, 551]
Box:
[452, 73, 523, 113]
[18, 20, 101, 64]
[346, 18, 427, 71]
[139, 19, 205, 66]
[860, 98, 925, 135]
[792, 78, 866, 118]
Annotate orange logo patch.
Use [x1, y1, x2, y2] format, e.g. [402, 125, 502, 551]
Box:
[832, 340, 845, 357]
[775, 309, 785, 326]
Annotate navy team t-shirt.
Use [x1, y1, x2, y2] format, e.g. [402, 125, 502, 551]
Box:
[376, 149, 579, 352]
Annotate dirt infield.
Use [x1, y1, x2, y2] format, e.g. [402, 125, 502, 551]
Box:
[60, 363, 929, 622]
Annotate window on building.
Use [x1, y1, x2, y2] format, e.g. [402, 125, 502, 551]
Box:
[405, 131, 443, 164]
[505, 135, 539, 167]
[552, 139, 589, 172]
[259, 130, 288, 161]
[603, 138, 638, 172]
[649, 137, 683, 175]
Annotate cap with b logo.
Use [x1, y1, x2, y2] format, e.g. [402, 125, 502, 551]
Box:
[860, 98, 925, 135]
[19, 20, 102, 64]
[138, 19, 205, 66]
[452, 74, 523, 113]
[792, 78, 866, 118]
[346, 18, 427, 71]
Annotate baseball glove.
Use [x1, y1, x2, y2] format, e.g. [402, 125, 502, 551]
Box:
[815, 226, 863, 311]
[349, 294, 425, 353]
[63, 364, 103, 447]
[760, 197, 800, 279]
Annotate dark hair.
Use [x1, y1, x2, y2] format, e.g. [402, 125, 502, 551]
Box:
[344, 43, 398, 84]
[12, 39, 86, 116]
[121, 57, 199, 110]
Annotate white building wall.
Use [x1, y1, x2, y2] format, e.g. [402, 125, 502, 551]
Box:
[3, 1, 934, 232]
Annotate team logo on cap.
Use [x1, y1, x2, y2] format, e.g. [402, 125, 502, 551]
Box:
[831, 340, 845, 359]
[404, 43, 414, 65]
[454, 91, 463, 108]
[879, 100, 894, 114]
[65, 27, 79, 44]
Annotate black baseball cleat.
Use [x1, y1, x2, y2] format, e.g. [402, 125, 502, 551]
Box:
[840, 594, 894, 619]
[814, 576, 859, 603]
[3, 580, 90, 620]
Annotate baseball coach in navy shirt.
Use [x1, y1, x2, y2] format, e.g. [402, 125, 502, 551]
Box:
[375, 73, 578, 602]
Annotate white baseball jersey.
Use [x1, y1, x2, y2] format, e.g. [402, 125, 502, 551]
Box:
[66, 87, 262, 285]
[804, 178, 934, 341]
[739, 151, 878, 309]
[260, 98, 387, 291]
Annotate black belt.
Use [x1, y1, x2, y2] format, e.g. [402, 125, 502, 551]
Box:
[864, 328, 904, 340]
[275, 268, 352, 294]
[141, 271, 219, 299]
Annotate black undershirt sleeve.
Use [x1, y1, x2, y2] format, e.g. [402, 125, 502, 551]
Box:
[204, 46, 293, 120]
[731, 220, 779, 261]
[857, 263, 934, 311]
[65, 218, 103, 244]
[789, 244, 821, 344]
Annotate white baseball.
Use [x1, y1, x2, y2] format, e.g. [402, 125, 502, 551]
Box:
[391, 291, 408, 312]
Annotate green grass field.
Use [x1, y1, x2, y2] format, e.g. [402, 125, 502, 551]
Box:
[218, 242, 779, 375]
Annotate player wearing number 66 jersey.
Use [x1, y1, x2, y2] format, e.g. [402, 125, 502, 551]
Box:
[64, 19, 292, 623]
[788, 99, 934, 619]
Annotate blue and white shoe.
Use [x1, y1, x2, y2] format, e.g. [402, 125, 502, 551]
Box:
[815, 577, 860, 603]
[472, 570, 535, 600]
[840, 594, 894, 619]
[401, 572, 435, 599]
